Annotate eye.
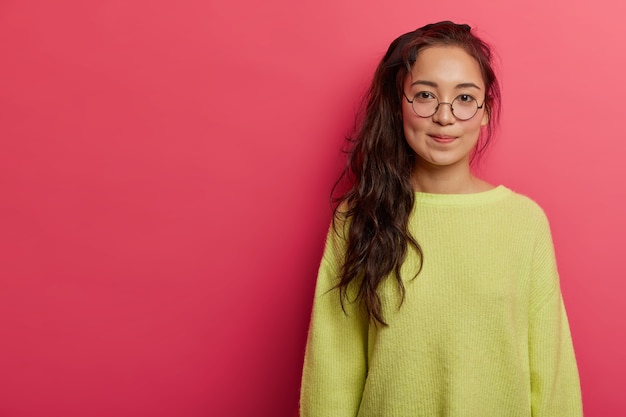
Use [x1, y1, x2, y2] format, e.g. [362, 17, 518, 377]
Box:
[456, 94, 476, 103]
[414, 91, 437, 103]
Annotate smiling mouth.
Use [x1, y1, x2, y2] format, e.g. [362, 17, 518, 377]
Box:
[429, 134, 457, 143]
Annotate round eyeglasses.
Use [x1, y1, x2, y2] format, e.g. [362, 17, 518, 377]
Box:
[403, 91, 485, 121]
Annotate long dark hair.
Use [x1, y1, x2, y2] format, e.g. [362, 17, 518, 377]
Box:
[332, 21, 501, 326]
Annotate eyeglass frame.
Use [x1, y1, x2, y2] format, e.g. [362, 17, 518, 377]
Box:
[402, 91, 486, 121]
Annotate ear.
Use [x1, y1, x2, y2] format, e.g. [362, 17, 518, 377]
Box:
[480, 104, 489, 126]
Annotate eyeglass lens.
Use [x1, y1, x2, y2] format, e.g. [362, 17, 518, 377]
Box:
[412, 95, 479, 120]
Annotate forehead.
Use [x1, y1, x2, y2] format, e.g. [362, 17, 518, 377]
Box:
[406, 45, 485, 88]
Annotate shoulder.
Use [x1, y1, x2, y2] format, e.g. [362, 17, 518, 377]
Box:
[320, 203, 352, 269]
[499, 185, 541, 208]
[498, 186, 552, 233]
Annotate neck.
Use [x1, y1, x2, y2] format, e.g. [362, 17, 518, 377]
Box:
[411, 162, 492, 194]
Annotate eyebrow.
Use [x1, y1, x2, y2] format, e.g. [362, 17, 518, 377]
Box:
[410, 80, 482, 90]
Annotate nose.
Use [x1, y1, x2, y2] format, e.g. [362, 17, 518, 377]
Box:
[432, 102, 455, 125]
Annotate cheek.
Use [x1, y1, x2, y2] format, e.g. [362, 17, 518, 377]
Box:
[402, 109, 427, 134]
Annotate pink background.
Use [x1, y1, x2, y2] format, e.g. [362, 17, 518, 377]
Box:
[0, 0, 624, 416]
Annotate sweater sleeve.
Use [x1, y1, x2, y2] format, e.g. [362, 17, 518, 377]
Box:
[528, 214, 583, 417]
[300, 224, 368, 417]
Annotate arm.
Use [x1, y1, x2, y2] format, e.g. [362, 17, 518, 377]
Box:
[300, 225, 368, 417]
[528, 216, 583, 416]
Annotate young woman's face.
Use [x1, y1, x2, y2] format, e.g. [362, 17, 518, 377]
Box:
[402, 45, 488, 170]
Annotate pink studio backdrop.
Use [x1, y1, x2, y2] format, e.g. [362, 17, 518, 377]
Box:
[0, 0, 624, 416]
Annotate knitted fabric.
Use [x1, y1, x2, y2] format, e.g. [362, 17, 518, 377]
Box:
[300, 186, 582, 417]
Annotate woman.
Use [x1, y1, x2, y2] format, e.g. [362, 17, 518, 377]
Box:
[300, 21, 582, 416]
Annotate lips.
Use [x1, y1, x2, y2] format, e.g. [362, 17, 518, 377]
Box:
[429, 134, 457, 144]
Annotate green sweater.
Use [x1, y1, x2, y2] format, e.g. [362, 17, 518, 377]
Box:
[301, 186, 582, 417]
